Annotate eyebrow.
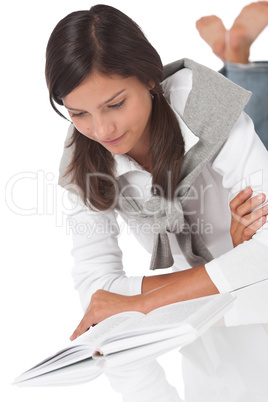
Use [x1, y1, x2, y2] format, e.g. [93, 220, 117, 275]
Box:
[64, 89, 126, 112]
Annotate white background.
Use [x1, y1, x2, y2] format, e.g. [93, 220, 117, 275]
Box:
[2, 0, 267, 401]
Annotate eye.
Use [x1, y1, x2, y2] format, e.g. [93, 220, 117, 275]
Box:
[109, 100, 126, 109]
[70, 111, 85, 118]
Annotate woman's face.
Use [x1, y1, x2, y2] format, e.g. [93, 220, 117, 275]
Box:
[63, 71, 153, 157]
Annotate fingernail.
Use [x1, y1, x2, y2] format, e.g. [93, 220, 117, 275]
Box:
[244, 187, 251, 194]
[263, 205, 268, 211]
[257, 193, 264, 200]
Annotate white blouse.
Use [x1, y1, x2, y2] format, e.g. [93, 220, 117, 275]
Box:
[65, 68, 268, 326]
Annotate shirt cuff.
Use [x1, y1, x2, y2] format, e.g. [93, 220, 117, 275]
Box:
[205, 260, 233, 293]
[108, 275, 144, 296]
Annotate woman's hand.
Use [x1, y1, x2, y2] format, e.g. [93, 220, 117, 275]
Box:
[230, 187, 268, 247]
[70, 290, 144, 341]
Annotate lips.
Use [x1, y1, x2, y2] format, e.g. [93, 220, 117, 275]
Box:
[101, 132, 126, 145]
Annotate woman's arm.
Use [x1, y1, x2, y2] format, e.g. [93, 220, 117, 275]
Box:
[70, 264, 218, 340]
[142, 264, 211, 293]
[141, 265, 219, 312]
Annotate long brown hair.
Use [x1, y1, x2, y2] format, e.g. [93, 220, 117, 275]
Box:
[45, 5, 184, 210]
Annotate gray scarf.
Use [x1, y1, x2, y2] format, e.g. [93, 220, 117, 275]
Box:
[58, 58, 251, 270]
[117, 59, 251, 270]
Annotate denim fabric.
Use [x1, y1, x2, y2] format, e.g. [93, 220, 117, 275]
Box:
[220, 62, 268, 149]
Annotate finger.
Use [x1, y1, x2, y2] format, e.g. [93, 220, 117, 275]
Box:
[70, 324, 88, 341]
[236, 193, 266, 218]
[243, 216, 267, 241]
[231, 194, 267, 227]
[70, 315, 94, 341]
[230, 187, 253, 212]
[237, 202, 268, 227]
[263, 203, 268, 216]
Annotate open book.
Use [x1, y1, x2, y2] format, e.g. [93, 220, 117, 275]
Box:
[13, 293, 234, 387]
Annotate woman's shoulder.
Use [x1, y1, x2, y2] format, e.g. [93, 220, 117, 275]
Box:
[163, 58, 251, 102]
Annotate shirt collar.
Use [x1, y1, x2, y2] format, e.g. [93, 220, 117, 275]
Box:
[114, 152, 143, 177]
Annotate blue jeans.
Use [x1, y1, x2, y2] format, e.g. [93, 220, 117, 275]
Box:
[220, 62, 268, 149]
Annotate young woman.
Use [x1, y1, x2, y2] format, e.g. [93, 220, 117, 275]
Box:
[45, 5, 268, 343]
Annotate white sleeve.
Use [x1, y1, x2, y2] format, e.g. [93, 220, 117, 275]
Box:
[205, 112, 268, 293]
[67, 193, 143, 311]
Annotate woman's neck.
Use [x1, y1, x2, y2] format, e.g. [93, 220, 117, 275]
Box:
[126, 116, 152, 172]
[127, 140, 152, 173]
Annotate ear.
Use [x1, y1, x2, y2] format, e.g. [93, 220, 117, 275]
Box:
[147, 79, 155, 90]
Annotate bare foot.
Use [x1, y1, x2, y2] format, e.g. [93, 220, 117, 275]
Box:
[226, 1, 268, 63]
[196, 15, 226, 60]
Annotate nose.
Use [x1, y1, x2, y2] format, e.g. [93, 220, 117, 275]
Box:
[93, 115, 115, 140]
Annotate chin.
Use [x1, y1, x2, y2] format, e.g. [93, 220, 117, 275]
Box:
[109, 148, 128, 155]
[104, 143, 132, 156]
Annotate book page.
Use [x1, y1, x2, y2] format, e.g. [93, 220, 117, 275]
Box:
[24, 345, 87, 372]
[105, 331, 197, 367]
[113, 296, 213, 338]
[144, 296, 214, 327]
[14, 311, 144, 384]
[14, 348, 94, 384]
[14, 356, 101, 387]
[73, 311, 144, 346]
[99, 299, 209, 355]
[100, 294, 234, 356]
